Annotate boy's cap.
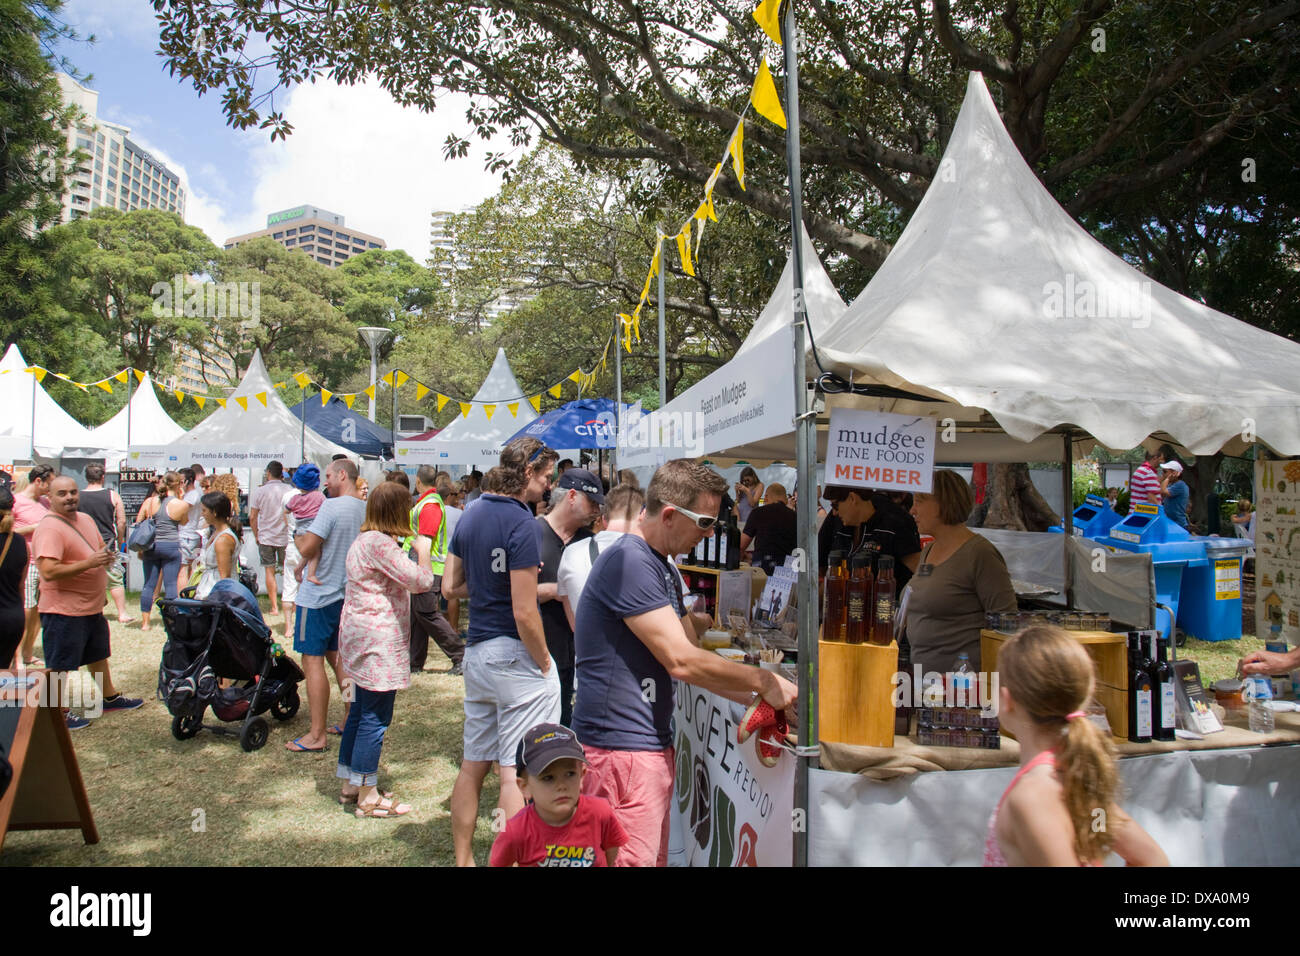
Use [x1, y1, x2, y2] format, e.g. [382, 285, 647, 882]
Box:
[1160, 461, 1183, 474]
[515, 723, 587, 774]
[556, 468, 605, 504]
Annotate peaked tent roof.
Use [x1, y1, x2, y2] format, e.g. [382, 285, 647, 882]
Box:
[734, 228, 848, 364]
[286, 395, 393, 458]
[0, 343, 104, 459]
[813, 72, 1300, 457]
[161, 350, 352, 464]
[87, 372, 185, 464]
[425, 348, 539, 463]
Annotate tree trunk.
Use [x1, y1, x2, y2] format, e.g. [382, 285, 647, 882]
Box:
[982, 463, 1062, 532]
[1185, 452, 1223, 533]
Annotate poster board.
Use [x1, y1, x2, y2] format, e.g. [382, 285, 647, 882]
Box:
[823, 408, 937, 495]
[0, 670, 99, 851]
[1254, 458, 1300, 644]
[117, 469, 156, 524]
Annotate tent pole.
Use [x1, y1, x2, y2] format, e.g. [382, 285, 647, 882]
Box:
[657, 232, 666, 409]
[391, 368, 398, 462]
[300, 385, 306, 463]
[784, 0, 816, 869]
[29, 367, 37, 461]
[614, 324, 622, 476]
[1063, 429, 1074, 609]
[125, 369, 134, 456]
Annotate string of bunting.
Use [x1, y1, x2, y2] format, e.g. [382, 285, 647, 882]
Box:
[616, 0, 786, 356]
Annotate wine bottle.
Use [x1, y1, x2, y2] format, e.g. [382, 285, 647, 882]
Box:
[845, 553, 871, 644]
[1127, 631, 1153, 743]
[871, 555, 896, 645]
[1149, 632, 1176, 741]
[822, 550, 847, 641]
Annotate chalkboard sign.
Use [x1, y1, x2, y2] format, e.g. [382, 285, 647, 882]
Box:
[119, 470, 156, 523]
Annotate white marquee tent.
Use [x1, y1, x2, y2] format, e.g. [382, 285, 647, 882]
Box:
[0, 343, 103, 461]
[87, 372, 185, 468]
[396, 348, 539, 470]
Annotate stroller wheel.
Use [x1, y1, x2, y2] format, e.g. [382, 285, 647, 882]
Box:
[240, 716, 270, 752]
[172, 712, 203, 740]
[271, 687, 301, 721]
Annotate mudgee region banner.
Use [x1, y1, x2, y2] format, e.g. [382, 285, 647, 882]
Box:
[823, 408, 937, 494]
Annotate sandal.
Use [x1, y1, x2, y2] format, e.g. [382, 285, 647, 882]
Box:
[339, 789, 394, 806]
[22, 657, 42, 667]
[326, 724, 345, 735]
[355, 796, 412, 819]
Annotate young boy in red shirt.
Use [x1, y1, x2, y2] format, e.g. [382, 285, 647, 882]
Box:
[490, 723, 627, 867]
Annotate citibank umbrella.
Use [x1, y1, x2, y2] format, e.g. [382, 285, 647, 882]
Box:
[504, 398, 631, 449]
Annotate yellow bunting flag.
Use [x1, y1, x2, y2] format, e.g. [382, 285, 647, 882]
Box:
[640, 272, 652, 305]
[395, 371, 409, 388]
[114, 369, 130, 384]
[236, 396, 248, 411]
[458, 402, 472, 418]
[95, 380, 114, 393]
[134, 369, 145, 383]
[72, 381, 88, 392]
[528, 395, 541, 413]
[752, 0, 782, 45]
[675, 223, 695, 277]
[380, 372, 394, 386]
[216, 398, 227, 408]
[342, 394, 356, 409]
[415, 382, 430, 401]
[174, 390, 185, 404]
[649, 240, 661, 279]
[27, 367, 46, 383]
[548, 383, 563, 399]
[483, 404, 496, 420]
[255, 391, 268, 407]
[568, 371, 583, 385]
[751, 57, 787, 129]
[507, 402, 520, 417]
[728, 121, 745, 190]
[436, 393, 449, 412]
[321, 389, 333, 406]
[194, 395, 206, 410]
[363, 385, 376, 401]
[632, 304, 642, 341]
[294, 372, 311, 389]
[273, 381, 286, 390]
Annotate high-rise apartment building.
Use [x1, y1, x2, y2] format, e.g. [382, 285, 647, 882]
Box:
[224, 205, 386, 268]
[429, 207, 534, 325]
[55, 73, 186, 224]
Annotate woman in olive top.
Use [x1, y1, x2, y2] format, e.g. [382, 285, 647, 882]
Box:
[905, 470, 1017, 677]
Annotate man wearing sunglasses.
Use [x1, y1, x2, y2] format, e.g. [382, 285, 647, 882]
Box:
[572, 459, 798, 866]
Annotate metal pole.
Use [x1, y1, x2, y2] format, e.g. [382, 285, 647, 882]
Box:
[391, 368, 398, 462]
[125, 370, 134, 453]
[300, 385, 306, 463]
[657, 232, 666, 409]
[614, 322, 623, 476]
[784, 0, 817, 869]
[368, 345, 379, 423]
[29, 368, 37, 461]
[1063, 429, 1074, 609]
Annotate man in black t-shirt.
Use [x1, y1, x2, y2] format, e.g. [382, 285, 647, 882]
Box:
[535, 468, 603, 726]
[819, 485, 922, 593]
[740, 482, 797, 574]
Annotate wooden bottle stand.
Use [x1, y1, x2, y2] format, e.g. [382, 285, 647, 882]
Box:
[819, 639, 899, 748]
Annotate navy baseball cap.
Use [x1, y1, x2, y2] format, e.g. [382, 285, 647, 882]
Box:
[515, 723, 587, 774]
[555, 467, 605, 505]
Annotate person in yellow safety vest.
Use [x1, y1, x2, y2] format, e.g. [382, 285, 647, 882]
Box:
[406, 465, 465, 675]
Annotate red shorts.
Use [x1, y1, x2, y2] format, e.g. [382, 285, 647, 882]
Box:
[581, 745, 675, 867]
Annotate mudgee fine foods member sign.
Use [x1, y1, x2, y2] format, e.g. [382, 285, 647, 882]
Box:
[824, 408, 936, 494]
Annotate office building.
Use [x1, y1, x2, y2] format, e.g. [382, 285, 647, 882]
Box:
[224, 204, 386, 267]
[429, 207, 535, 325]
[54, 73, 186, 224]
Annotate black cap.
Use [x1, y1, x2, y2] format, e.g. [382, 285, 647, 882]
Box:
[823, 484, 871, 503]
[555, 467, 605, 505]
[515, 723, 587, 774]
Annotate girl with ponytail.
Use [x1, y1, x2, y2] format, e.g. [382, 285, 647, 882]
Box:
[985, 626, 1168, 866]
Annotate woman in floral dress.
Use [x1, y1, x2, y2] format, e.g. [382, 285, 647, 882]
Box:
[336, 481, 435, 817]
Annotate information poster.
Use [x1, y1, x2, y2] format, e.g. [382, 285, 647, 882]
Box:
[117, 469, 156, 525]
[823, 408, 937, 494]
[1254, 458, 1300, 643]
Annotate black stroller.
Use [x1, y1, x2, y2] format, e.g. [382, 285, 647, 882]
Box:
[157, 579, 304, 751]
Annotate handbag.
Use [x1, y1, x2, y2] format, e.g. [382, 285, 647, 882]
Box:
[127, 516, 156, 553]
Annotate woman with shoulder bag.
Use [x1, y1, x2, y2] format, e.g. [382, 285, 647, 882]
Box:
[194, 491, 243, 600]
[137, 472, 190, 629]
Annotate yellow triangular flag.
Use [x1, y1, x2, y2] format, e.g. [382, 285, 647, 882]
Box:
[568, 370, 583, 385]
[273, 381, 286, 390]
[483, 404, 496, 420]
[294, 372, 311, 388]
[548, 383, 562, 399]
[458, 402, 472, 418]
[321, 388, 333, 406]
[380, 372, 394, 386]
[72, 381, 88, 392]
[705, 161, 723, 199]
[114, 369, 129, 384]
[95, 380, 114, 393]
[528, 395, 541, 413]
[395, 371, 409, 388]
[27, 367, 46, 383]
[649, 240, 662, 280]
[507, 402, 520, 417]
[694, 213, 708, 256]
[751, 57, 787, 129]
[415, 383, 430, 401]
[728, 120, 745, 190]
[236, 396, 248, 411]
[676, 224, 695, 277]
[216, 398, 227, 408]
[194, 395, 206, 410]
[363, 384, 376, 401]
[255, 391, 268, 407]
[174, 390, 185, 404]
[640, 272, 652, 304]
[436, 393, 449, 412]
[752, 0, 781, 45]
[342, 393, 356, 409]
[134, 369, 145, 383]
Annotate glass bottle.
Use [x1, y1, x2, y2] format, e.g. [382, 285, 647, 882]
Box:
[845, 553, 872, 644]
[871, 555, 896, 645]
[822, 550, 847, 642]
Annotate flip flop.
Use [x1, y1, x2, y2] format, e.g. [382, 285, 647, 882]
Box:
[339, 789, 394, 806]
[286, 736, 326, 752]
[117, 616, 139, 625]
[22, 657, 42, 667]
[355, 795, 412, 819]
[326, 724, 345, 735]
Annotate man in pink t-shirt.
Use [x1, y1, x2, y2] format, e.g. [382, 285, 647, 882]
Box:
[12, 464, 53, 666]
[33, 477, 143, 730]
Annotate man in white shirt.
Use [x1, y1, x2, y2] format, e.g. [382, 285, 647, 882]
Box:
[558, 484, 643, 631]
[249, 460, 291, 621]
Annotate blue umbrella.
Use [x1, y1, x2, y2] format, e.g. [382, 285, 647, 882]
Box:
[504, 398, 633, 449]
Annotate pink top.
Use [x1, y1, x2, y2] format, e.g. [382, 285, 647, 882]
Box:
[339, 531, 435, 692]
[287, 490, 324, 522]
[982, 750, 1058, 867]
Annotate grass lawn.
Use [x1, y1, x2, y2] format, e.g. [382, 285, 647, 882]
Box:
[2, 594, 496, 867]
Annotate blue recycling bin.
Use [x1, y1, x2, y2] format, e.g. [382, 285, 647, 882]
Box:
[1070, 494, 1123, 540]
[1176, 538, 1250, 642]
[1106, 503, 1204, 641]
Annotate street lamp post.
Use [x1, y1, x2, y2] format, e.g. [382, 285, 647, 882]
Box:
[357, 327, 392, 423]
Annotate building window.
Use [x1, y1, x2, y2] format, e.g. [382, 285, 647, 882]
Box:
[368, 242, 381, 249]
[284, 237, 296, 245]
[336, 233, 350, 243]
[353, 246, 366, 255]
[285, 227, 297, 236]
[318, 227, 333, 236]
[272, 232, 284, 239]
[317, 256, 331, 265]
[298, 244, 313, 253]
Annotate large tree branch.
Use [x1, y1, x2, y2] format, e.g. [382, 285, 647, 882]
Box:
[930, 0, 1017, 82]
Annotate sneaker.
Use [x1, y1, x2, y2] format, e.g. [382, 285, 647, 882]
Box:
[65, 713, 91, 730]
[102, 694, 145, 712]
[736, 699, 778, 744]
[755, 710, 789, 767]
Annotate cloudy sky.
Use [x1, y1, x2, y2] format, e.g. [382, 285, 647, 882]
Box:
[55, 0, 513, 259]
